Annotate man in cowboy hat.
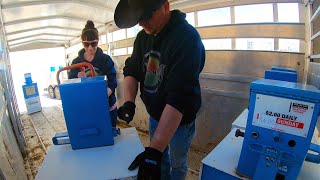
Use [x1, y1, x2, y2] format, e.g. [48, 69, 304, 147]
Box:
[115, 0, 205, 179]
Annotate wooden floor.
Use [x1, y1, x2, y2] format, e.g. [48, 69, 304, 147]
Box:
[21, 105, 207, 180]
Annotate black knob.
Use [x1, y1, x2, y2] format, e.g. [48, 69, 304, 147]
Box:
[235, 129, 245, 137]
[288, 140, 296, 147]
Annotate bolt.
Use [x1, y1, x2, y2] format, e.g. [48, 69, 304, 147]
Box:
[266, 163, 271, 167]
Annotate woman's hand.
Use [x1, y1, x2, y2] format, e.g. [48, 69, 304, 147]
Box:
[107, 87, 112, 97]
[77, 72, 87, 78]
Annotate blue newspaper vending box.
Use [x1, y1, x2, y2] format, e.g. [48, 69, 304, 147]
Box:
[52, 62, 116, 150]
[22, 73, 42, 114]
[53, 76, 114, 150]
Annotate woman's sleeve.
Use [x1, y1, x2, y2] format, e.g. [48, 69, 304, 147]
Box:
[68, 58, 80, 79]
[104, 55, 117, 94]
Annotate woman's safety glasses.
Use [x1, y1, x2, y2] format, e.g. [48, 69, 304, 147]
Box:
[82, 40, 98, 47]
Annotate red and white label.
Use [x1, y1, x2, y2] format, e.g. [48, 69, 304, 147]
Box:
[293, 107, 307, 114]
[276, 118, 304, 129]
[291, 102, 308, 114]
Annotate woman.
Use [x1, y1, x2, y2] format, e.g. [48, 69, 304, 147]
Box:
[68, 20, 118, 129]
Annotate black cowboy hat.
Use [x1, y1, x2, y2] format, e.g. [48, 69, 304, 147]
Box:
[114, 0, 166, 28]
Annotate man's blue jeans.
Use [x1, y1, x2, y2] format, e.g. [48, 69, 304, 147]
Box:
[149, 117, 195, 180]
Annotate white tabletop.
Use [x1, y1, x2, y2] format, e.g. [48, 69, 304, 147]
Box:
[36, 127, 144, 180]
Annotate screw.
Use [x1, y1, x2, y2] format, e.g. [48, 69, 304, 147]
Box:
[266, 157, 270, 161]
[266, 163, 271, 167]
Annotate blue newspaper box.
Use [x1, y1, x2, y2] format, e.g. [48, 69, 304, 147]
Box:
[54, 76, 114, 150]
[22, 73, 42, 114]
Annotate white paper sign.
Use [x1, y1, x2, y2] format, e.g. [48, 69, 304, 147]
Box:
[252, 94, 315, 137]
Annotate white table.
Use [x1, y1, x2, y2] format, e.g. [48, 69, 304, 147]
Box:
[36, 127, 144, 180]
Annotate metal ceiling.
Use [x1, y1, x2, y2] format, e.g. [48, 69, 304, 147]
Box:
[0, 0, 222, 52]
[0, 0, 117, 52]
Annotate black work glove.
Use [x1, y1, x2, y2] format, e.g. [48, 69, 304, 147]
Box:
[117, 101, 136, 123]
[128, 147, 163, 180]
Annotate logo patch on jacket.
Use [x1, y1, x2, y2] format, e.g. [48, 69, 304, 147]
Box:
[143, 50, 166, 93]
